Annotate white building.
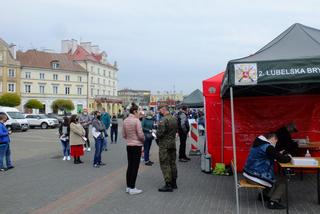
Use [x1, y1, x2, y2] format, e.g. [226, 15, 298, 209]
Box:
[17, 50, 88, 114]
[61, 39, 121, 114]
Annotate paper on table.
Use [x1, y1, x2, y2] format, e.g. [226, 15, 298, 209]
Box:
[291, 157, 319, 166]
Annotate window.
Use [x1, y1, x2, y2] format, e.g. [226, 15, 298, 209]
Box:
[91, 76, 94, 84]
[109, 71, 111, 77]
[8, 83, 15, 92]
[91, 88, 93, 97]
[53, 86, 58, 94]
[52, 62, 60, 69]
[98, 78, 100, 84]
[77, 87, 82, 95]
[103, 70, 106, 76]
[8, 68, 15, 77]
[65, 75, 70, 81]
[40, 73, 45, 80]
[65, 87, 70, 95]
[98, 68, 100, 75]
[53, 74, 58, 80]
[113, 81, 115, 86]
[25, 72, 31, 79]
[91, 66, 94, 72]
[108, 90, 110, 95]
[78, 76, 82, 82]
[39, 85, 45, 94]
[97, 89, 100, 95]
[108, 80, 111, 85]
[103, 90, 105, 95]
[25, 84, 31, 93]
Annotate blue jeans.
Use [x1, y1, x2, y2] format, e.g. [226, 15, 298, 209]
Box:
[103, 130, 108, 150]
[93, 136, 104, 165]
[0, 143, 12, 169]
[143, 136, 153, 162]
[60, 140, 70, 156]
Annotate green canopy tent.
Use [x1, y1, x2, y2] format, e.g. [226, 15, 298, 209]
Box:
[221, 23, 320, 214]
[179, 89, 204, 108]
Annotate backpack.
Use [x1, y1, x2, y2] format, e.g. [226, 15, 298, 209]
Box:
[177, 112, 190, 133]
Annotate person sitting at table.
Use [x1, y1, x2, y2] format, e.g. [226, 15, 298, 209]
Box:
[243, 133, 291, 210]
[275, 122, 298, 156]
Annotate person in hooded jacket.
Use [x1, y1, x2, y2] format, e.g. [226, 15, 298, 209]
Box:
[243, 133, 291, 210]
[142, 111, 155, 166]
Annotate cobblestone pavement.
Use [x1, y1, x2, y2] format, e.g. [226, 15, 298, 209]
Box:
[0, 128, 319, 214]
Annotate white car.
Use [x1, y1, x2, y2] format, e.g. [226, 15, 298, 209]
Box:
[25, 114, 59, 129]
[0, 106, 29, 132]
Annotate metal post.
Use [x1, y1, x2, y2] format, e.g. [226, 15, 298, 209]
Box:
[230, 87, 240, 214]
[221, 99, 224, 162]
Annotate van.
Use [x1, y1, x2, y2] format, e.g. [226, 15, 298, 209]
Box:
[0, 106, 29, 131]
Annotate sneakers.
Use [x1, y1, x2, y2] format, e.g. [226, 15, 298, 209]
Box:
[99, 162, 106, 166]
[0, 168, 6, 172]
[145, 161, 154, 166]
[87, 147, 91, 152]
[93, 164, 100, 168]
[128, 188, 143, 195]
[62, 156, 67, 161]
[67, 156, 71, 161]
[267, 200, 286, 209]
[126, 187, 130, 193]
[83, 147, 87, 151]
[6, 166, 14, 170]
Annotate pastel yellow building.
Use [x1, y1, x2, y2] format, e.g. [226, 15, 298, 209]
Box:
[0, 38, 21, 96]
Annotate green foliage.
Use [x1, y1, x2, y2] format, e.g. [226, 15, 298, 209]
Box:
[24, 99, 43, 109]
[0, 93, 21, 107]
[51, 99, 74, 113]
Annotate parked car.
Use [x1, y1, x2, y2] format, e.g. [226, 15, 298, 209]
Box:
[24, 114, 59, 129]
[0, 106, 29, 132]
[46, 113, 63, 124]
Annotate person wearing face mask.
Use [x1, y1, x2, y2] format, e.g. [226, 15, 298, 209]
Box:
[122, 103, 145, 195]
[92, 111, 106, 168]
[243, 133, 291, 210]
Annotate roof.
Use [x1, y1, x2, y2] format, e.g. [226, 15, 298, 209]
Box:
[69, 46, 117, 70]
[17, 50, 86, 72]
[221, 23, 320, 98]
[180, 89, 204, 108]
[231, 23, 320, 62]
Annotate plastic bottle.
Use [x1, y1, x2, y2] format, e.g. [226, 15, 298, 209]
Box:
[305, 149, 311, 157]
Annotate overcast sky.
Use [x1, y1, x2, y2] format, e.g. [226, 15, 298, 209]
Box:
[1, 0, 319, 94]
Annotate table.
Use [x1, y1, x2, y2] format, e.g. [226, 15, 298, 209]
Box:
[298, 141, 320, 150]
[278, 157, 320, 214]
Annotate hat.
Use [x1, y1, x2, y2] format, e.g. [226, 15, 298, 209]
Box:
[146, 111, 153, 119]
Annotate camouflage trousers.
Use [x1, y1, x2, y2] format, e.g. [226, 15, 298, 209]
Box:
[159, 147, 178, 183]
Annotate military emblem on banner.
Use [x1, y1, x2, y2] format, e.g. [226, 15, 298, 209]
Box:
[234, 63, 258, 85]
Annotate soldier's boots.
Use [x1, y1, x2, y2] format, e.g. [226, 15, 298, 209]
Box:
[171, 179, 178, 189]
[158, 182, 173, 192]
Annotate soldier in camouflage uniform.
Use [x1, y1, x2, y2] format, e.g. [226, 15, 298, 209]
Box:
[156, 105, 178, 192]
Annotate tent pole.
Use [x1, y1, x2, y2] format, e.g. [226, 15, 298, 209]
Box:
[230, 87, 240, 214]
[221, 99, 224, 162]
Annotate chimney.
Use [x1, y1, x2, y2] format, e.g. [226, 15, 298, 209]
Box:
[61, 39, 78, 54]
[80, 42, 92, 53]
[9, 43, 16, 59]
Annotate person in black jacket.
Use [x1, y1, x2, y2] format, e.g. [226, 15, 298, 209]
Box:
[177, 106, 190, 162]
[275, 122, 298, 156]
[243, 133, 291, 209]
[59, 117, 71, 161]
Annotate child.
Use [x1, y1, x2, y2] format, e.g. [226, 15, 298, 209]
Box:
[0, 112, 14, 171]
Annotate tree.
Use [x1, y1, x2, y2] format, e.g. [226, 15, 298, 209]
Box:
[0, 93, 21, 107]
[24, 99, 43, 109]
[51, 99, 74, 113]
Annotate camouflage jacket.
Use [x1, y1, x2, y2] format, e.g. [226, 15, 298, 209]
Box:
[156, 114, 178, 149]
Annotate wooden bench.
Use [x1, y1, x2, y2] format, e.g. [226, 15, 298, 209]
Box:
[231, 160, 266, 208]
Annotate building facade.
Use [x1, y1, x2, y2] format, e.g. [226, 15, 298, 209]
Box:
[62, 39, 122, 114]
[149, 92, 184, 109]
[0, 38, 21, 96]
[118, 89, 151, 108]
[17, 50, 88, 114]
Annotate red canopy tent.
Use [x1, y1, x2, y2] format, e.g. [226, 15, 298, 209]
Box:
[203, 72, 320, 170]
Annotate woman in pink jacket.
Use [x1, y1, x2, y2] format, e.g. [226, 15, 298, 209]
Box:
[122, 103, 145, 195]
